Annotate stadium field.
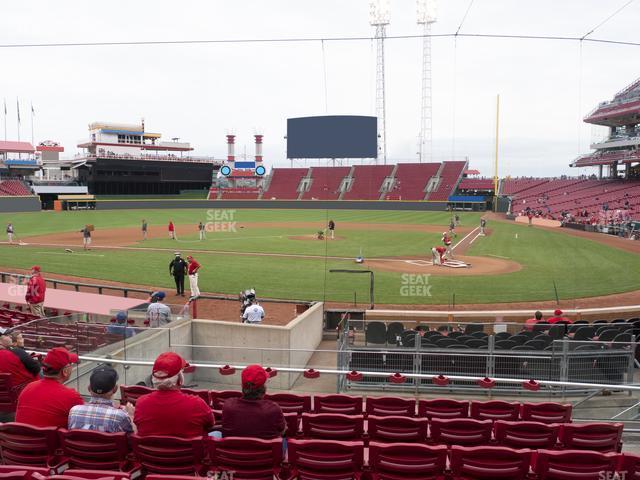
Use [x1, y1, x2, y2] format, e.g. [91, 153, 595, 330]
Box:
[0, 208, 638, 305]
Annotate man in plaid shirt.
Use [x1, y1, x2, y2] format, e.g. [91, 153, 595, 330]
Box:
[68, 365, 134, 433]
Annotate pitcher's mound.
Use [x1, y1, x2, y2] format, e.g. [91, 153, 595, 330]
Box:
[288, 235, 345, 241]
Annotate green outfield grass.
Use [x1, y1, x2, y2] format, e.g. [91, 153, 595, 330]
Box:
[0, 208, 637, 304]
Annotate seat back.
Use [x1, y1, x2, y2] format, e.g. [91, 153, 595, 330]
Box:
[180, 389, 210, 406]
[286, 439, 364, 480]
[470, 400, 520, 421]
[534, 449, 618, 480]
[0, 374, 17, 413]
[52, 470, 131, 480]
[367, 415, 428, 443]
[118, 385, 153, 405]
[312, 394, 362, 415]
[365, 396, 415, 417]
[618, 453, 640, 480]
[521, 402, 572, 423]
[368, 442, 447, 480]
[558, 423, 623, 453]
[210, 390, 242, 411]
[130, 435, 205, 475]
[0, 466, 50, 479]
[301, 413, 364, 441]
[263, 393, 311, 415]
[58, 429, 131, 471]
[207, 437, 282, 480]
[429, 418, 492, 446]
[450, 445, 532, 480]
[494, 420, 560, 449]
[0, 423, 59, 467]
[418, 399, 469, 419]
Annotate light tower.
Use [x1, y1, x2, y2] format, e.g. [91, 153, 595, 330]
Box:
[369, 0, 390, 164]
[417, 0, 437, 163]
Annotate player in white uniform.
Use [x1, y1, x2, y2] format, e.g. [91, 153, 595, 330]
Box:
[242, 300, 265, 324]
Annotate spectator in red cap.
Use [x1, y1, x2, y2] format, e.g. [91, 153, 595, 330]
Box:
[0, 335, 38, 421]
[25, 266, 46, 318]
[134, 352, 213, 437]
[548, 309, 572, 324]
[15, 347, 83, 427]
[221, 364, 285, 439]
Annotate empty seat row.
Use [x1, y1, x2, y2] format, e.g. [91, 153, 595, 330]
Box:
[297, 415, 622, 452]
[0, 424, 634, 479]
[119, 387, 573, 423]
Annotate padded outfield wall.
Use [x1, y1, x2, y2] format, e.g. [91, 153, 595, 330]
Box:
[0, 196, 42, 213]
[95, 199, 450, 211]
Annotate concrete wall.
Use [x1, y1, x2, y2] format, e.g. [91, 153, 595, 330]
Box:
[97, 199, 448, 211]
[0, 196, 41, 212]
[191, 302, 324, 390]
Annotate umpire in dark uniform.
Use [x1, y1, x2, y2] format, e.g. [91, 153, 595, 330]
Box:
[169, 252, 188, 296]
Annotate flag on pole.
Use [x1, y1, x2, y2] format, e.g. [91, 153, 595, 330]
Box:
[16, 98, 20, 125]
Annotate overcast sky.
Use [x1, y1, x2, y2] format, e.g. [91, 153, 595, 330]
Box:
[1, 0, 639, 177]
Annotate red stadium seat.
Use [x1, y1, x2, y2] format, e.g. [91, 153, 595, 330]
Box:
[558, 423, 624, 453]
[365, 397, 415, 417]
[286, 439, 364, 480]
[429, 418, 492, 446]
[0, 374, 17, 415]
[129, 435, 206, 476]
[470, 400, 520, 421]
[206, 437, 283, 480]
[210, 390, 242, 411]
[366, 415, 428, 444]
[493, 420, 560, 449]
[0, 466, 50, 479]
[146, 477, 205, 480]
[264, 393, 312, 415]
[521, 402, 572, 423]
[417, 399, 469, 419]
[368, 442, 447, 480]
[58, 429, 139, 474]
[618, 453, 640, 479]
[300, 413, 364, 441]
[118, 386, 153, 406]
[313, 394, 363, 415]
[49, 471, 131, 480]
[0, 423, 64, 472]
[449, 445, 532, 480]
[534, 449, 618, 480]
[284, 412, 300, 438]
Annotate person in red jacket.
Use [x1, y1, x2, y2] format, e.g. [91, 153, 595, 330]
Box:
[168, 221, 175, 240]
[0, 336, 38, 420]
[25, 265, 46, 318]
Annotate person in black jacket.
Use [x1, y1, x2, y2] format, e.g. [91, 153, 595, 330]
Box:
[9, 332, 41, 377]
[169, 252, 188, 296]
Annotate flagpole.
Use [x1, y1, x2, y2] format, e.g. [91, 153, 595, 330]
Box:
[16, 98, 20, 142]
[30, 103, 34, 146]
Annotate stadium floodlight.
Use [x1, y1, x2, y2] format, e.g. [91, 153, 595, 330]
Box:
[369, 0, 390, 26]
[369, 0, 390, 164]
[417, 0, 437, 163]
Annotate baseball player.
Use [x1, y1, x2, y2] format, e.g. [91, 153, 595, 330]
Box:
[169, 252, 188, 296]
[141, 219, 148, 240]
[431, 246, 448, 266]
[480, 218, 487, 236]
[187, 255, 201, 299]
[6, 223, 14, 244]
[442, 231, 453, 259]
[80, 225, 92, 250]
[198, 221, 206, 241]
[168, 220, 175, 239]
[328, 220, 336, 240]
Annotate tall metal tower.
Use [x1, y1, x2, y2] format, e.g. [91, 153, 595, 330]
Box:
[417, 0, 437, 163]
[369, 0, 390, 164]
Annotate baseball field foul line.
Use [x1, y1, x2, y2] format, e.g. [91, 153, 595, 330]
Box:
[452, 226, 480, 251]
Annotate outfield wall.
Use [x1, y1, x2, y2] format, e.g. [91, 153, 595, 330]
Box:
[96, 199, 449, 211]
[0, 196, 41, 213]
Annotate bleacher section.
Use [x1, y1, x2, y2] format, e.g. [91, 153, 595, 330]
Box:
[385, 163, 440, 200]
[458, 178, 494, 191]
[342, 165, 394, 200]
[0, 180, 31, 196]
[262, 168, 308, 200]
[506, 178, 640, 220]
[500, 178, 549, 196]
[219, 188, 260, 199]
[427, 161, 467, 201]
[301, 166, 351, 200]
